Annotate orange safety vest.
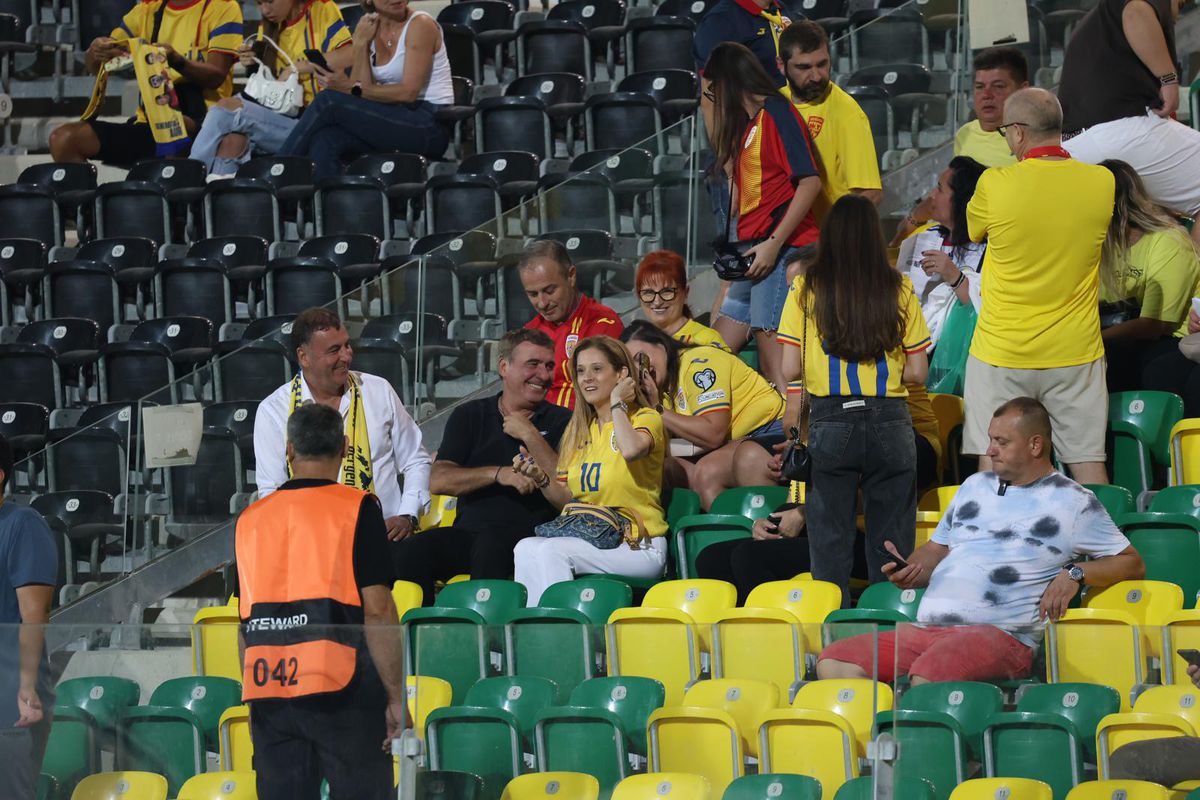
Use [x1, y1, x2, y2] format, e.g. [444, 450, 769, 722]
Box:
[235, 482, 371, 701]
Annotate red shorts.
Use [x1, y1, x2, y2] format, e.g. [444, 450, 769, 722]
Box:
[817, 625, 1035, 683]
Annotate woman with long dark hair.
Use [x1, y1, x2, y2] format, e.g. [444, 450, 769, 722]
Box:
[778, 194, 931, 604]
[704, 42, 822, 391]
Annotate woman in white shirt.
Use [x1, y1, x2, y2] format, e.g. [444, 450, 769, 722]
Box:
[279, 0, 453, 179]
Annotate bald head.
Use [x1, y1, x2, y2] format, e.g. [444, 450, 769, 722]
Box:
[1003, 87, 1062, 139]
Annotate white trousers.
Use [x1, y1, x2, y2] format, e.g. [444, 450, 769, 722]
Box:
[1064, 111, 1200, 217]
[514, 536, 668, 605]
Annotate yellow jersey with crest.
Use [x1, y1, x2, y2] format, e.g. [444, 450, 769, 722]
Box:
[556, 406, 668, 538]
[277, 0, 353, 105]
[672, 318, 728, 350]
[670, 345, 784, 440]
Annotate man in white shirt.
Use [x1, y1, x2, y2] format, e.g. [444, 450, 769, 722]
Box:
[253, 307, 431, 540]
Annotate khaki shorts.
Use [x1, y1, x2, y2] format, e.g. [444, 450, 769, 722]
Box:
[962, 355, 1108, 463]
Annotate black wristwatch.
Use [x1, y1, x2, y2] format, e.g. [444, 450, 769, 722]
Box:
[351, 81, 363, 97]
[1063, 563, 1085, 583]
[403, 513, 418, 530]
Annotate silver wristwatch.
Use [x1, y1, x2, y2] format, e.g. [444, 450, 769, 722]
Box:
[1064, 563, 1085, 583]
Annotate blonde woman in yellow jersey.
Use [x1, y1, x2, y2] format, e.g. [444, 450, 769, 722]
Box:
[635, 249, 728, 350]
[511, 336, 668, 604]
[622, 321, 785, 510]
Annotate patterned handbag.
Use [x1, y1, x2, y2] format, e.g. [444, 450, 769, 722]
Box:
[535, 503, 649, 550]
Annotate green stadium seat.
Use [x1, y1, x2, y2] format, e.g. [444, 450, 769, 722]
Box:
[42, 706, 97, 799]
[1083, 484, 1135, 518]
[722, 774, 822, 800]
[149, 676, 242, 751]
[982, 711, 1083, 800]
[1107, 391, 1184, 499]
[856, 582, 925, 620]
[1014, 682, 1120, 762]
[1115, 513, 1200, 608]
[117, 706, 206, 796]
[834, 776, 936, 800]
[1148, 485, 1200, 519]
[463, 676, 559, 743]
[426, 706, 526, 800]
[899, 681, 1004, 761]
[504, 608, 596, 703]
[569, 676, 665, 757]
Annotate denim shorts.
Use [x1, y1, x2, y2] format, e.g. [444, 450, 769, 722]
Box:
[719, 242, 814, 330]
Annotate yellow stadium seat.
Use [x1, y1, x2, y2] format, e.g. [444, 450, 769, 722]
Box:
[447, 574, 470, 585]
[226, 595, 237, 607]
[1169, 420, 1200, 486]
[1171, 781, 1200, 800]
[1132, 685, 1200, 735]
[744, 579, 842, 659]
[643, 579, 737, 656]
[918, 485, 960, 513]
[177, 771, 257, 800]
[792, 679, 895, 758]
[1096, 712, 1196, 778]
[930, 393, 965, 457]
[1162, 610, 1200, 684]
[417, 494, 458, 531]
[393, 580, 424, 621]
[915, 511, 940, 550]
[647, 707, 745, 794]
[759, 709, 859, 795]
[712, 607, 804, 698]
[680, 678, 780, 758]
[1048, 609, 1144, 710]
[949, 778, 1053, 800]
[407, 675, 453, 740]
[1067, 780, 1172, 800]
[218, 705, 253, 772]
[192, 606, 241, 681]
[607, 607, 700, 705]
[611, 773, 713, 800]
[71, 772, 168, 800]
[1085, 580, 1184, 658]
[501, 772, 600, 800]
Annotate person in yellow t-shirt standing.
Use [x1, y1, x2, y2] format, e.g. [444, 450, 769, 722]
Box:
[511, 337, 668, 604]
[964, 88, 1115, 485]
[778, 21, 882, 221]
[50, 0, 243, 165]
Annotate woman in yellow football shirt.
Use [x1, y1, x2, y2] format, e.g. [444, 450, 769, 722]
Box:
[190, 0, 354, 177]
[1098, 159, 1200, 392]
[621, 320, 784, 509]
[635, 250, 728, 349]
[778, 194, 931, 604]
[511, 336, 668, 604]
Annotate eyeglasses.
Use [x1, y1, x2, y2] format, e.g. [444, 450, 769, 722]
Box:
[996, 121, 1029, 137]
[639, 287, 679, 303]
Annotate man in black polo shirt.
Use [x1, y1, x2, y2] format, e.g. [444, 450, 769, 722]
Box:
[391, 329, 571, 603]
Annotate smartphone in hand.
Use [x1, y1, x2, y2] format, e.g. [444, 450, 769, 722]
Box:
[303, 48, 330, 71]
[1179, 648, 1200, 668]
[874, 544, 909, 570]
[765, 514, 781, 534]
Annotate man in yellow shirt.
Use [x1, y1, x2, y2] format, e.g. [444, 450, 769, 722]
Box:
[779, 21, 882, 220]
[50, 0, 242, 165]
[964, 88, 1114, 484]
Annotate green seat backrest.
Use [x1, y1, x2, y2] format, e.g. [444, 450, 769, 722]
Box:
[723, 774, 822, 800]
[463, 676, 558, 740]
[898, 681, 1003, 760]
[149, 676, 242, 751]
[55, 676, 141, 733]
[1109, 391, 1185, 465]
[416, 770, 486, 800]
[506, 610, 595, 703]
[822, 609, 908, 645]
[1149, 485, 1200, 519]
[540, 578, 632, 626]
[878, 712, 968, 800]
[1015, 682, 1120, 762]
[1083, 484, 1135, 518]
[405, 612, 489, 704]
[427, 708, 522, 800]
[535, 707, 628, 794]
[36, 773, 59, 800]
[710, 486, 788, 520]
[569, 676, 666, 756]
[983, 711, 1082, 800]
[667, 489, 701, 530]
[41, 706, 96, 798]
[835, 776, 936, 800]
[118, 706, 205, 796]
[857, 583, 925, 620]
[436, 580, 528, 625]
[1117, 512, 1200, 609]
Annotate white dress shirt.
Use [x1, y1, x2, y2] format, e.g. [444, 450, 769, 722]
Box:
[253, 371, 432, 518]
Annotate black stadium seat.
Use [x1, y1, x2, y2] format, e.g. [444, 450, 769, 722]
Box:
[264, 256, 342, 316]
[213, 315, 295, 403]
[475, 95, 556, 159]
[314, 175, 390, 240]
[99, 316, 214, 403]
[0, 183, 62, 249]
[625, 16, 695, 73]
[0, 237, 47, 324]
[154, 257, 232, 326]
[93, 181, 171, 246]
[44, 259, 121, 334]
[517, 20, 591, 79]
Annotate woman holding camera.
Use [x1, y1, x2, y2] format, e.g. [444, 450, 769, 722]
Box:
[779, 194, 931, 605]
[703, 42, 822, 390]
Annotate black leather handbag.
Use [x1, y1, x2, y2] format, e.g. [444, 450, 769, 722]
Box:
[780, 306, 811, 483]
[711, 183, 762, 281]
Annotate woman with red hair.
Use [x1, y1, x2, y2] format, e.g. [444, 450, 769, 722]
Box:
[636, 250, 728, 349]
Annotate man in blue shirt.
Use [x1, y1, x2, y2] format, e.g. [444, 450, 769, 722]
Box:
[0, 435, 58, 800]
[693, 0, 790, 88]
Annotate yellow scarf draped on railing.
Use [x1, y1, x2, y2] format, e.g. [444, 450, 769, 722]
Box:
[82, 39, 191, 157]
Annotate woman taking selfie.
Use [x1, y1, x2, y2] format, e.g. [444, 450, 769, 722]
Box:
[636, 249, 727, 349]
[279, 0, 453, 179]
[189, 0, 354, 178]
[778, 194, 931, 604]
[511, 336, 668, 604]
[703, 41, 822, 390]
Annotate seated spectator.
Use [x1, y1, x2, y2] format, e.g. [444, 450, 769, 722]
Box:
[705, 42, 822, 390]
[778, 194, 931, 604]
[189, 0, 353, 178]
[390, 330, 571, 604]
[1143, 307, 1200, 417]
[520, 240, 624, 409]
[511, 337, 668, 604]
[279, 0, 453, 180]
[621, 321, 784, 509]
[636, 250, 727, 349]
[1097, 159, 1200, 393]
[817, 397, 1144, 685]
[49, 0, 242, 164]
[1110, 663, 1200, 785]
[892, 48, 1026, 243]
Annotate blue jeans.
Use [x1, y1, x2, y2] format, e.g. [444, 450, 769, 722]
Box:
[719, 243, 803, 330]
[189, 98, 300, 176]
[806, 395, 917, 606]
[279, 90, 449, 180]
